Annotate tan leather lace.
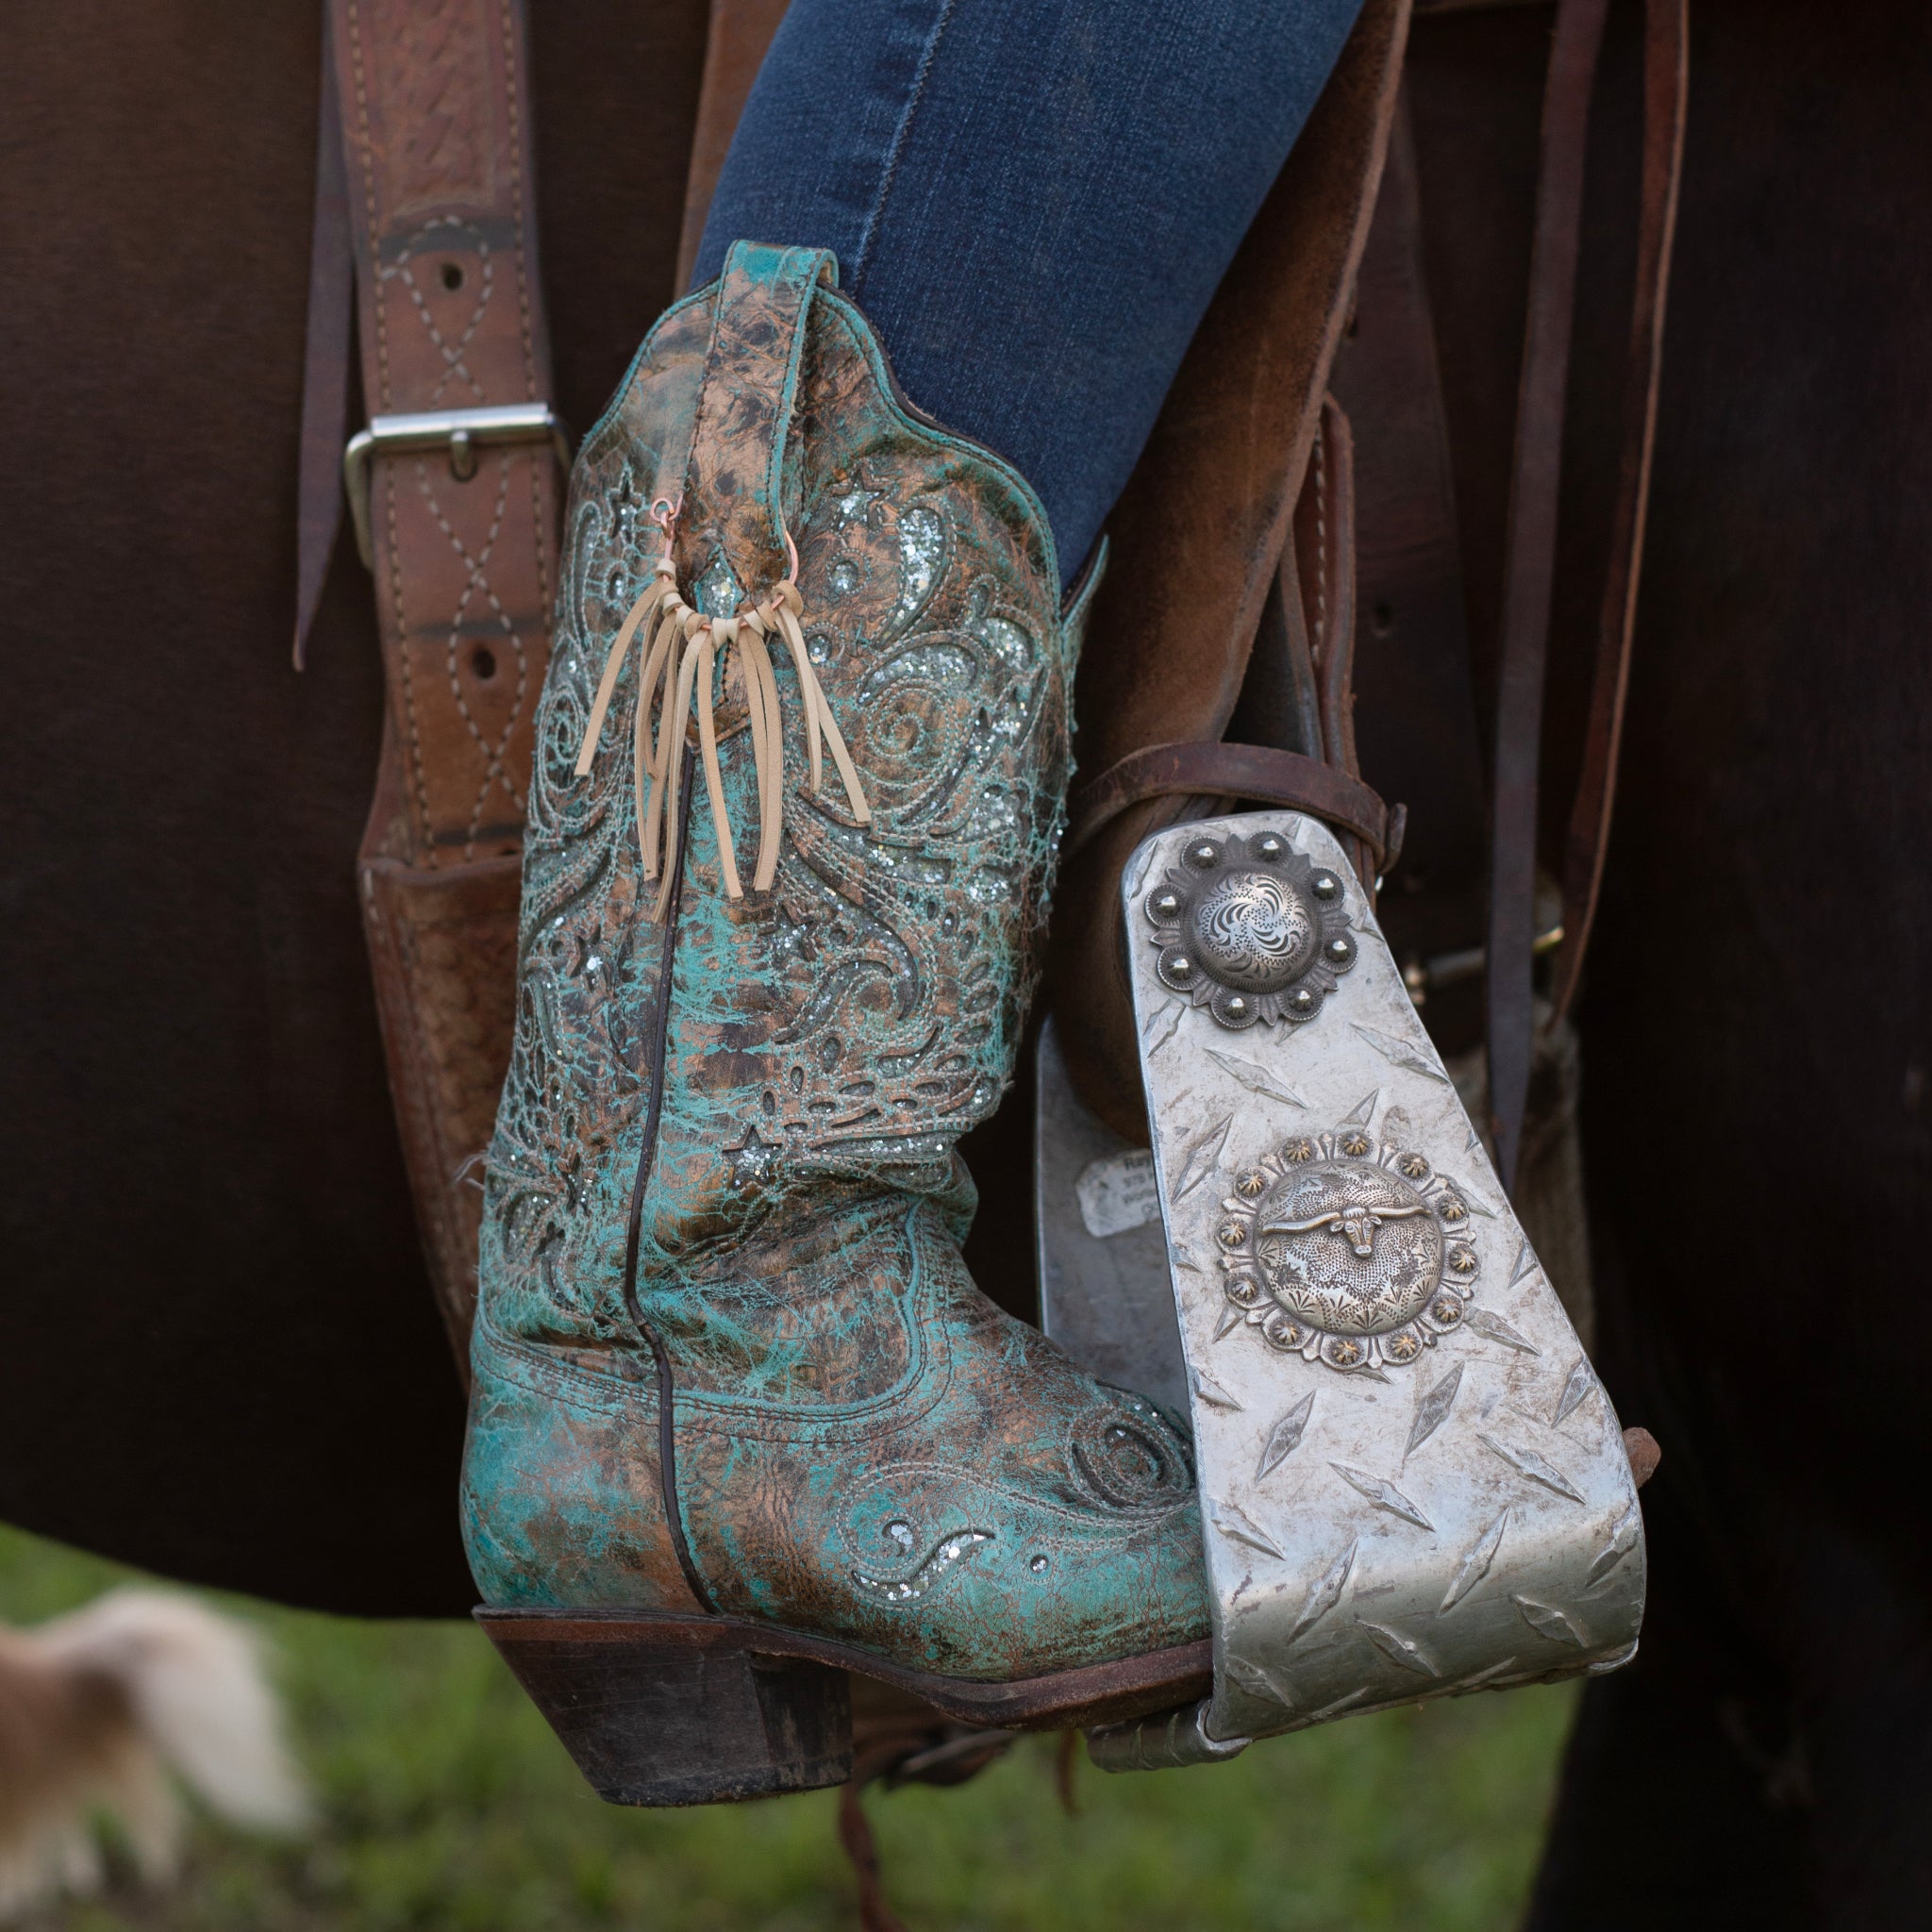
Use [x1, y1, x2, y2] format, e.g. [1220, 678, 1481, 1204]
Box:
[575, 499, 871, 922]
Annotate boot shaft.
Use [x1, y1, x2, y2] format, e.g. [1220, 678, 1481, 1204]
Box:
[482, 244, 1101, 1353]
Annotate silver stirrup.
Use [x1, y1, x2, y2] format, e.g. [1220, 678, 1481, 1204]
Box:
[1041, 811, 1645, 1770]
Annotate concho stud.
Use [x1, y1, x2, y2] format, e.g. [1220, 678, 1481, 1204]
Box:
[1143, 830, 1356, 1030]
[1215, 1128, 1478, 1373]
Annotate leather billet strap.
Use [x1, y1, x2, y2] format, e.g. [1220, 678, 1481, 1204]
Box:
[1549, 0, 1690, 1021]
[1485, 0, 1608, 1191]
[1065, 742, 1405, 876]
[1296, 397, 1382, 891]
[1485, 0, 1689, 1189]
[315, 0, 564, 1359]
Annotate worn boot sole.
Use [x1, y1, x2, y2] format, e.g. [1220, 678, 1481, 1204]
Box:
[477, 1607, 1213, 1807]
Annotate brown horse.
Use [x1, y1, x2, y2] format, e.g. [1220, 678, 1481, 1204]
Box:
[3, 1, 1928, 1922]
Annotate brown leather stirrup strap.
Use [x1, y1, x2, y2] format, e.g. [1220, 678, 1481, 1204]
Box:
[1550, 0, 1690, 1022]
[1046, 0, 1412, 1145]
[1329, 82, 1490, 967]
[1484, 0, 1609, 1192]
[1065, 743, 1404, 875]
[1064, 391, 1406, 892]
[312, 0, 567, 1361]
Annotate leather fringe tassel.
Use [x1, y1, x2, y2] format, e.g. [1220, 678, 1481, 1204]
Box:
[574, 498, 871, 921]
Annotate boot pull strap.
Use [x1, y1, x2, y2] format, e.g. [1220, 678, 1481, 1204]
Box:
[679, 242, 838, 595]
[572, 242, 871, 918]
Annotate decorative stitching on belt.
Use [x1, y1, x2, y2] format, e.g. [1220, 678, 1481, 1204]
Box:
[499, 0, 537, 395]
[398, 216, 492, 404]
[343, 1, 390, 410]
[420, 453, 527, 856]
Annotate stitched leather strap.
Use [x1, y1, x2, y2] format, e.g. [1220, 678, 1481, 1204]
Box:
[323, 0, 562, 1358]
[1042, 0, 1412, 1146]
[1301, 398, 1382, 891]
[1484, 0, 1609, 1191]
[329, 0, 559, 862]
[1064, 741, 1405, 874]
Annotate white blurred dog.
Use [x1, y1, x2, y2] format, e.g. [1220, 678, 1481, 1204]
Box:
[0, 1588, 308, 1919]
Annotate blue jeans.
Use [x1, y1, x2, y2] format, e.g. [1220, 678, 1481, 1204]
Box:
[693, 0, 1364, 588]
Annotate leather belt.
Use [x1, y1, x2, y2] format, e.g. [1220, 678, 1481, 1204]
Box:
[305, 0, 567, 1360]
[1065, 741, 1405, 876]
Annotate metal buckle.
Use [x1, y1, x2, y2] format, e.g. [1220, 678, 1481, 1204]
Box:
[1041, 809, 1644, 1765]
[342, 404, 573, 570]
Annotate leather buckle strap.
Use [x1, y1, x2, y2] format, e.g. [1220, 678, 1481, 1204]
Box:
[327, 0, 563, 860]
[343, 404, 571, 570]
[323, 0, 564, 1361]
[1064, 741, 1406, 877]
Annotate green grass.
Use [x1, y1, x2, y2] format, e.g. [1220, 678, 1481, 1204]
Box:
[2, 1524, 1573, 1930]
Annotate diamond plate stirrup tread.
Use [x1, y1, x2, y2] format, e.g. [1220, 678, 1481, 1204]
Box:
[462, 243, 1211, 1806]
[1077, 809, 1646, 1771]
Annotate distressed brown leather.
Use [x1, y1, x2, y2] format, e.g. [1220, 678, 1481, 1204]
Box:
[327, 0, 562, 1357]
[1048, 0, 1413, 1142]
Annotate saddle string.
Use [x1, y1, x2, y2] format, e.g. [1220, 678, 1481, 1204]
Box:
[574, 497, 872, 922]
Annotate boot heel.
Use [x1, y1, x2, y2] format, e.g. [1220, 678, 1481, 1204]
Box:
[478, 1610, 853, 1807]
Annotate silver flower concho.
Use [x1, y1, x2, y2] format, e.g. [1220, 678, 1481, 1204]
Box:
[1142, 830, 1356, 1029]
[1216, 1129, 1481, 1373]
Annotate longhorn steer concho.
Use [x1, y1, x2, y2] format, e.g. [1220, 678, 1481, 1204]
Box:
[1074, 812, 1645, 1769]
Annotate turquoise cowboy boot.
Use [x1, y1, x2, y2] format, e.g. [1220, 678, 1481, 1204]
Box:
[463, 243, 1208, 1804]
